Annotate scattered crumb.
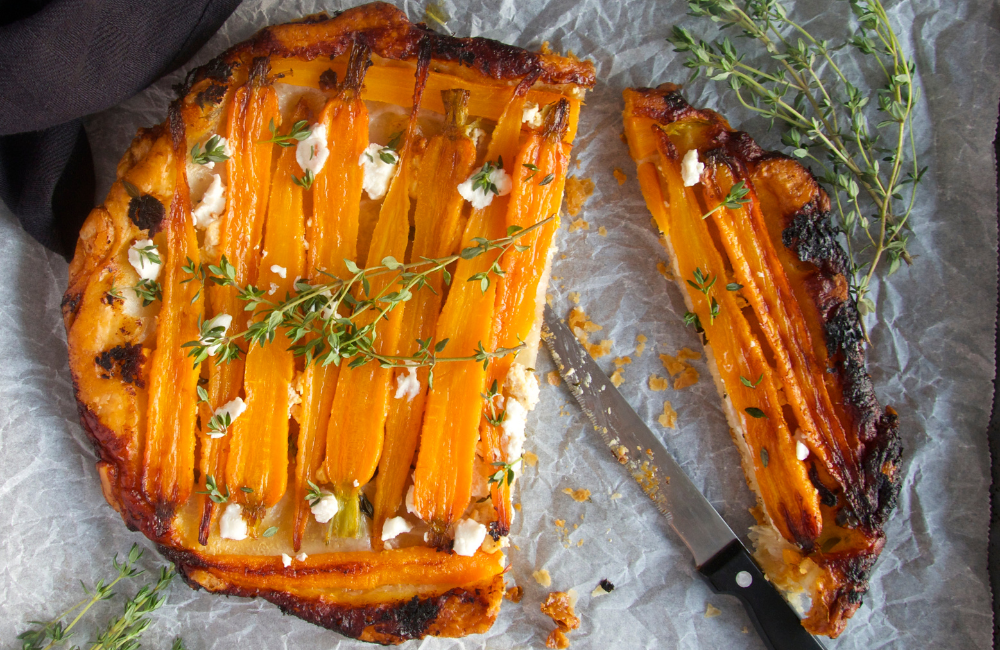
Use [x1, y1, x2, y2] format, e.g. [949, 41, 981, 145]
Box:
[560, 253, 567, 260]
[568, 291, 580, 304]
[742, 626, 750, 634]
[598, 226, 608, 237]
[613, 168, 627, 185]
[673, 367, 700, 390]
[619, 131, 627, 144]
[539, 41, 555, 55]
[504, 585, 524, 603]
[564, 176, 595, 216]
[524, 451, 538, 467]
[658, 401, 678, 429]
[542, 592, 581, 632]
[609, 492, 622, 500]
[533, 569, 552, 587]
[656, 261, 675, 281]
[591, 578, 615, 597]
[568, 218, 589, 233]
[659, 353, 687, 377]
[635, 334, 647, 355]
[577, 539, 584, 547]
[562, 488, 592, 502]
[588, 339, 612, 358]
[613, 356, 632, 367]
[514, 503, 522, 511]
[648, 375, 670, 391]
[546, 293, 554, 307]
[546, 629, 570, 649]
[609, 367, 625, 387]
[705, 603, 722, 618]
[677, 347, 701, 361]
[568, 307, 602, 337]
[546, 371, 562, 386]
[555, 519, 565, 527]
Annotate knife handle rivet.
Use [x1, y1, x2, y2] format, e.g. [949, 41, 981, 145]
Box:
[735, 571, 753, 588]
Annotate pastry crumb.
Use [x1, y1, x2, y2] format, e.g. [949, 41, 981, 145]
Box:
[533, 569, 552, 587]
[568, 291, 580, 304]
[658, 401, 678, 429]
[598, 226, 608, 237]
[677, 347, 701, 361]
[609, 367, 624, 387]
[648, 375, 670, 391]
[524, 451, 539, 467]
[568, 307, 612, 359]
[577, 539, 584, 547]
[659, 353, 688, 377]
[635, 334, 647, 355]
[562, 488, 591, 502]
[568, 218, 589, 233]
[546, 371, 561, 386]
[609, 492, 622, 500]
[564, 176, 595, 216]
[514, 502, 522, 511]
[542, 591, 581, 631]
[705, 603, 722, 618]
[613, 168, 627, 185]
[656, 261, 675, 281]
[673, 367, 699, 390]
[591, 578, 615, 597]
[613, 356, 631, 367]
[504, 585, 523, 603]
[546, 629, 570, 649]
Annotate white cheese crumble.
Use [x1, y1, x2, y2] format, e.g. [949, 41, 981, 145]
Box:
[796, 440, 810, 461]
[270, 264, 287, 279]
[296, 552, 308, 562]
[501, 397, 529, 464]
[522, 101, 543, 128]
[359, 142, 398, 200]
[453, 518, 487, 557]
[281, 553, 292, 567]
[457, 163, 512, 210]
[311, 494, 339, 523]
[268, 282, 279, 296]
[209, 397, 246, 438]
[381, 516, 413, 541]
[295, 123, 329, 177]
[219, 503, 248, 540]
[394, 367, 421, 402]
[469, 127, 486, 148]
[127, 239, 161, 281]
[505, 363, 540, 411]
[681, 149, 705, 187]
[192, 173, 226, 228]
[202, 313, 232, 356]
[405, 485, 419, 516]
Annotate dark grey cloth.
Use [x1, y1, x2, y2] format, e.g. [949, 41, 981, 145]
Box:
[0, 0, 243, 258]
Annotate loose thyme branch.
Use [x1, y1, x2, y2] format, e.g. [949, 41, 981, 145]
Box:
[669, 0, 923, 331]
[183, 216, 554, 373]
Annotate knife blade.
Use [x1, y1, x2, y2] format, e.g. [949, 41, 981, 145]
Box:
[541, 304, 825, 650]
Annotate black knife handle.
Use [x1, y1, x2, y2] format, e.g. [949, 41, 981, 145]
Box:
[698, 540, 826, 650]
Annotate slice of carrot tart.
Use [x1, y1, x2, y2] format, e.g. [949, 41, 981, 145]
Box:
[61, 4, 593, 643]
[622, 84, 901, 638]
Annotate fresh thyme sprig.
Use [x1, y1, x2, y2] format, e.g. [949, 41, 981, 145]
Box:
[191, 135, 230, 165]
[16, 545, 173, 650]
[700, 179, 751, 219]
[481, 379, 507, 427]
[669, 0, 922, 330]
[470, 157, 504, 196]
[488, 457, 523, 487]
[197, 474, 230, 504]
[262, 119, 311, 147]
[183, 217, 552, 379]
[292, 169, 315, 190]
[132, 279, 162, 307]
[305, 480, 326, 506]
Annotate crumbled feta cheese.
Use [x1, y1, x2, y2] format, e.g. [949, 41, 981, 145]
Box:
[353, 479, 359, 487]
[202, 313, 232, 356]
[381, 516, 413, 541]
[681, 149, 704, 187]
[522, 101, 543, 128]
[192, 173, 226, 228]
[453, 518, 487, 557]
[296, 123, 329, 176]
[359, 142, 398, 200]
[311, 494, 339, 523]
[127, 239, 161, 281]
[209, 397, 246, 438]
[394, 366, 421, 402]
[268, 282, 279, 296]
[458, 163, 512, 210]
[469, 127, 486, 148]
[505, 363, 540, 411]
[296, 552, 308, 562]
[796, 440, 810, 461]
[281, 553, 292, 567]
[270, 264, 287, 279]
[501, 397, 528, 462]
[219, 503, 248, 540]
[405, 485, 418, 516]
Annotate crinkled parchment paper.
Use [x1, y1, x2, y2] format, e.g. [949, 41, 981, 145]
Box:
[2, 0, 999, 648]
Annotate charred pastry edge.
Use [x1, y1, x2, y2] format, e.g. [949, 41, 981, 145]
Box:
[625, 83, 902, 635]
[62, 4, 587, 644]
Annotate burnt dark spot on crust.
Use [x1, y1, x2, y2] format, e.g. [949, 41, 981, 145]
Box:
[319, 68, 339, 90]
[128, 194, 166, 235]
[195, 83, 228, 108]
[62, 291, 81, 316]
[808, 465, 839, 507]
[782, 204, 849, 277]
[95, 344, 145, 387]
[203, 57, 233, 82]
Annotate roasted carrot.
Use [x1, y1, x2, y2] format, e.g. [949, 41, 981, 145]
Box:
[223, 100, 309, 527]
[196, 58, 279, 544]
[322, 46, 432, 538]
[372, 89, 477, 546]
[142, 118, 202, 510]
[411, 76, 535, 541]
[292, 44, 371, 551]
[478, 100, 570, 535]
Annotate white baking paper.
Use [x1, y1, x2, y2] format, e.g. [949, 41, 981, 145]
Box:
[2, 0, 998, 648]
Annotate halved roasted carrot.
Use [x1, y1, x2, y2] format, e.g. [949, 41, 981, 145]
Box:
[223, 100, 309, 526]
[142, 119, 202, 510]
[322, 47, 432, 538]
[478, 100, 570, 535]
[652, 126, 822, 546]
[372, 89, 477, 546]
[196, 58, 279, 544]
[292, 45, 371, 551]
[411, 77, 535, 541]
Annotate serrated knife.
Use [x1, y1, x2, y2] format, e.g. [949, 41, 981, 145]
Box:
[541, 305, 825, 650]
